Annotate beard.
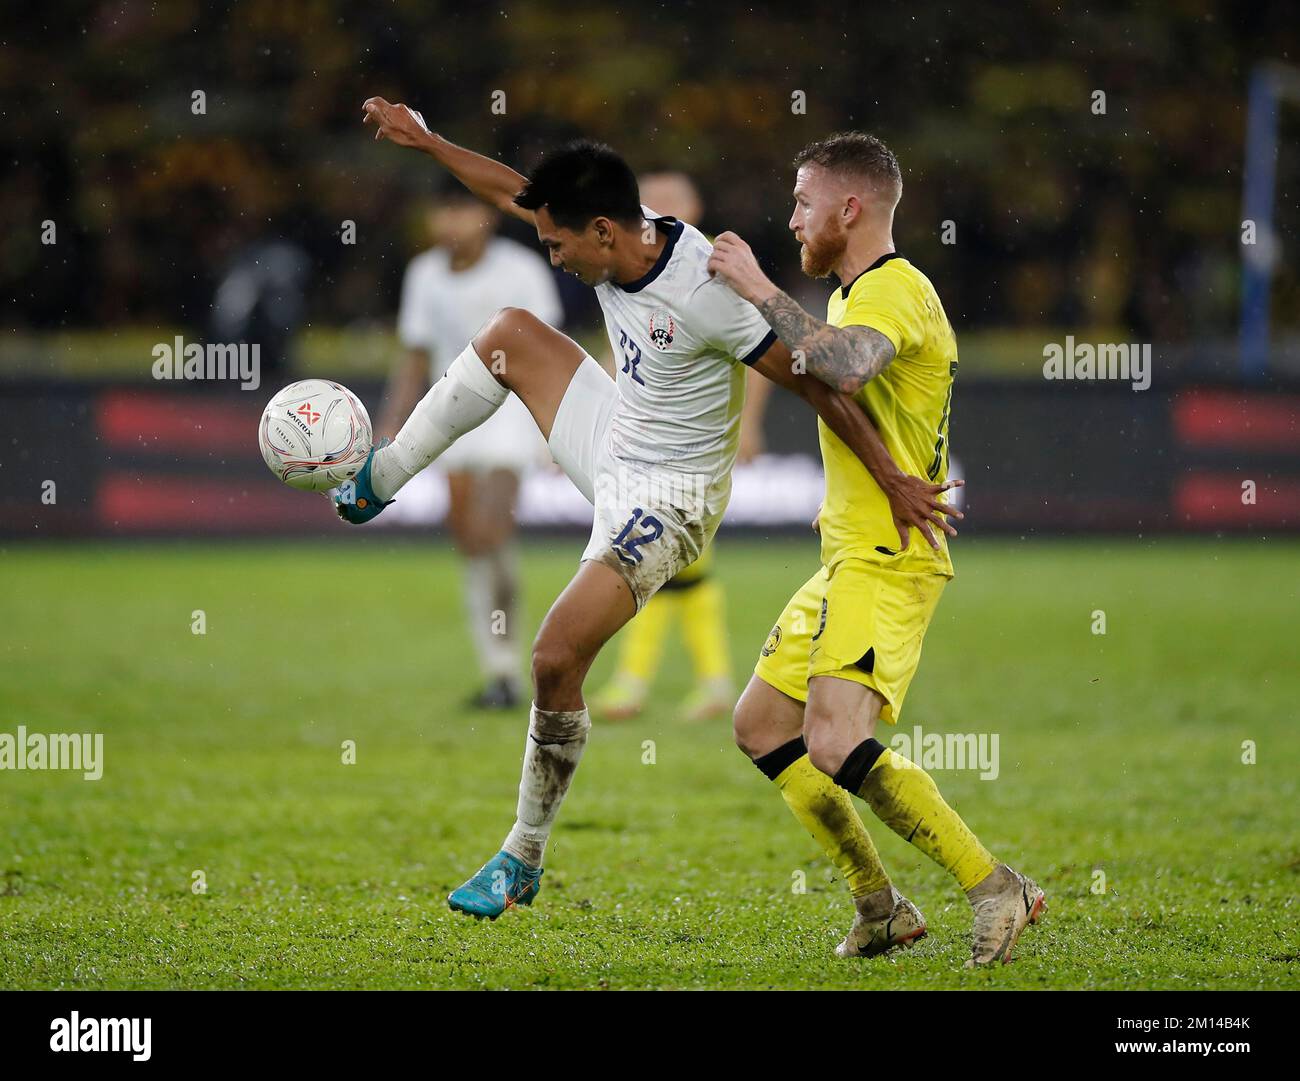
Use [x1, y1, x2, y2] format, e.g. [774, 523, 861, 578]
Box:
[799, 219, 848, 279]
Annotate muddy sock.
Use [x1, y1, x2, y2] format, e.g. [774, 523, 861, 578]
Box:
[502, 704, 591, 868]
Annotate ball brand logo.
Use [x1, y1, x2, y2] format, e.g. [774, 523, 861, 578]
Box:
[648, 308, 675, 349]
[296, 402, 321, 424]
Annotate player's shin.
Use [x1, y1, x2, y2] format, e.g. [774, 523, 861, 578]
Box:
[753, 737, 891, 902]
[487, 542, 523, 680]
[464, 545, 523, 688]
[371, 346, 508, 500]
[501, 704, 591, 868]
[832, 739, 997, 892]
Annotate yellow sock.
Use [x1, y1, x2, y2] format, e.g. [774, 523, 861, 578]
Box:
[678, 579, 731, 682]
[773, 754, 890, 899]
[858, 748, 997, 891]
[614, 589, 676, 682]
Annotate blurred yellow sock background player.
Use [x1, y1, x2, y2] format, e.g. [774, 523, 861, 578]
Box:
[593, 172, 772, 722]
[595, 546, 735, 720]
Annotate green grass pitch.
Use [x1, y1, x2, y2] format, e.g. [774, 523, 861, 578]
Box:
[1, 536, 1296, 989]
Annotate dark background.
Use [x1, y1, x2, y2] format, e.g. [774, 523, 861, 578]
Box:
[5, 1, 1300, 347]
[1, 0, 1297, 534]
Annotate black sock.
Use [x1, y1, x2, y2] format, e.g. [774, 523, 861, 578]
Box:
[832, 738, 887, 794]
[752, 736, 808, 781]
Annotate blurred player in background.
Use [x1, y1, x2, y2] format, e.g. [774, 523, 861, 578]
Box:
[380, 190, 563, 709]
[591, 171, 771, 722]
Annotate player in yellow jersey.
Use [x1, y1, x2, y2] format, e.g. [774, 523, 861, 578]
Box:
[708, 132, 1046, 967]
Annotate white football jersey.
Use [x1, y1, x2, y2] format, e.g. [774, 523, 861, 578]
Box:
[398, 237, 563, 380]
[594, 211, 776, 485]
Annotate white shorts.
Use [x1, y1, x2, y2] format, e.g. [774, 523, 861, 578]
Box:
[438, 391, 549, 475]
[547, 357, 728, 610]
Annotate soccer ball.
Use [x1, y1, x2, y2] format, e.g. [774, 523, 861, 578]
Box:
[258, 379, 373, 492]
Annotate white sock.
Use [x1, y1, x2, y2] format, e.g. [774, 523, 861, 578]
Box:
[486, 543, 522, 683]
[503, 704, 591, 868]
[463, 549, 520, 683]
[371, 345, 508, 501]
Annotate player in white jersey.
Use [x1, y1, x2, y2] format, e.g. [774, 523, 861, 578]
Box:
[340, 97, 959, 919]
[591, 172, 759, 723]
[383, 192, 562, 709]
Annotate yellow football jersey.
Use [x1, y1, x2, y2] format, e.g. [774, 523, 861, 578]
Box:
[817, 254, 957, 576]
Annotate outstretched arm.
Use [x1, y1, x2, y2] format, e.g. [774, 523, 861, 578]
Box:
[749, 341, 961, 551]
[707, 231, 894, 394]
[362, 97, 534, 224]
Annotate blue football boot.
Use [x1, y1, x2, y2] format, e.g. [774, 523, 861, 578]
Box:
[447, 850, 544, 919]
[334, 437, 394, 524]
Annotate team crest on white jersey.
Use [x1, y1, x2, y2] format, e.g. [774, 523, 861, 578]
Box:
[648, 308, 675, 349]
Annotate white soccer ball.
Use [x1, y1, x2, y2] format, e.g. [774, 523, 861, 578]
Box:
[258, 379, 373, 492]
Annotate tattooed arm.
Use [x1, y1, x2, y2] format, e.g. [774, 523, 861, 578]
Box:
[755, 293, 896, 395]
[748, 340, 960, 550]
[706, 230, 895, 395]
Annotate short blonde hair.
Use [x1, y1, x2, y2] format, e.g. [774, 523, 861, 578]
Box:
[794, 132, 902, 204]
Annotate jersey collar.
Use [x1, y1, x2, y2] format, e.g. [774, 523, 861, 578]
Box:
[618, 216, 685, 293]
[838, 251, 902, 299]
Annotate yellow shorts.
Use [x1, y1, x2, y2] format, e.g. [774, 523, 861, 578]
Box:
[754, 558, 947, 725]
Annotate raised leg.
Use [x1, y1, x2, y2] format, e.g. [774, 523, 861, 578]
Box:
[370, 307, 588, 502]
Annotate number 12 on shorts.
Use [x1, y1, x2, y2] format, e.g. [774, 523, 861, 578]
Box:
[612, 507, 663, 565]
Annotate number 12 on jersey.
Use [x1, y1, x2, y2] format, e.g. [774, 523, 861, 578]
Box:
[616, 327, 646, 386]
